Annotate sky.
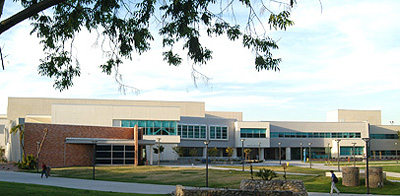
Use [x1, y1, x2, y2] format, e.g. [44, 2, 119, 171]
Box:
[1, 0, 400, 124]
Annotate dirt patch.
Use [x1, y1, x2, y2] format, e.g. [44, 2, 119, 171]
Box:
[0, 163, 19, 171]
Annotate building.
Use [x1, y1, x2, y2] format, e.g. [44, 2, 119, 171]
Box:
[1, 97, 399, 167]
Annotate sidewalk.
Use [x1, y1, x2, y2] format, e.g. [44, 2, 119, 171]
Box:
[0, 170, 176, 194]
[1, 162, 399, 196]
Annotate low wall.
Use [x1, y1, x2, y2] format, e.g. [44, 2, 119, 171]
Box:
[175, 185, 293, 196]
[240, 179, 308, 196]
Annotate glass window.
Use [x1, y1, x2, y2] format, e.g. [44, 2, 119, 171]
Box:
[240, 128, 266, 138]
[210, 126, 228, 140]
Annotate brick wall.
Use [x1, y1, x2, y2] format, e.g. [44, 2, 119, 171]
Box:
[24, 123, 135, 167]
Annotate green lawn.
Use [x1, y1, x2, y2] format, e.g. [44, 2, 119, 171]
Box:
[0, 181, 166, 196]
[49, 165, 400, 195]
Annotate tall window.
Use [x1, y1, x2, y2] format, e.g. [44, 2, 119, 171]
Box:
[210, 126, 228, 140]
[178, 124, 206, 139]
[121, 120, 177, 135]
[240, 128, 266, 138]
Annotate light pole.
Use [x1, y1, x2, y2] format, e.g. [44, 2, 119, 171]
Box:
[241, 139, 245, 171]
[300, 143, 303, 162]
[204, 140, 210, 187]
[157, 138, 161, 166]
[308, 143, 312, 168]
[363, 138, 370, 194]
[327, 143, 330, 161]
[336, 139, 341, 172]
[352, 143, 356, 167]
[278, 142, 282, 164]
[258, 142, 261, 161]
[395, 142, 398, 164]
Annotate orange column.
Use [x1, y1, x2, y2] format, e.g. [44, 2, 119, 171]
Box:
[134, 124, 139, 166]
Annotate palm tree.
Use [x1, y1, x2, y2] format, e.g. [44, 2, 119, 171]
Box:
[10, 124, 25, 162]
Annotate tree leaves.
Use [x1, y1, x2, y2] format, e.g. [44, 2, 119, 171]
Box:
[7, 0, 296, 91]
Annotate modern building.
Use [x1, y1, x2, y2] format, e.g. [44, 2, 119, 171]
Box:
[0, 97, 399, 167]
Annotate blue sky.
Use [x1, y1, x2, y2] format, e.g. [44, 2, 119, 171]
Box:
[1, 0, 400, 124]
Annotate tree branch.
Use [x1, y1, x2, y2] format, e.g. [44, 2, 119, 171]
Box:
[0, 0, 5, 20]
[0, 0, 66, 35]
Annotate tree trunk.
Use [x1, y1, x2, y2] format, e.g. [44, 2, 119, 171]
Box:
[0, 0, 66, 35]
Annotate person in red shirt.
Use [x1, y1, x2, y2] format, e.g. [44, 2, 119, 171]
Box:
[41, 162, 48, 178]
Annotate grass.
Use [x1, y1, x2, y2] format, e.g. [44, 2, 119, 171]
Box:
[0, 181, 166, 196]
[218, 165, 324, 174]
[49, 165, 400, 195]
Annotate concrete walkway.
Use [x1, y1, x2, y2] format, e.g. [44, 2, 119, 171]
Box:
[1, 161, 399, 196]
[0, 170, 176, 194]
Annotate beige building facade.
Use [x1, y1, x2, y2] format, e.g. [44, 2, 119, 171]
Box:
[1, 97, 399, 165]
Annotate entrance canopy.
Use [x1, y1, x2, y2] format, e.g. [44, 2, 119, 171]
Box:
[65, 137, 156, 145]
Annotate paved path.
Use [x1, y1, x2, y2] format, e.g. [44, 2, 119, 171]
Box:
[0, 170, 176, 194]
[1, 161, 399, 196]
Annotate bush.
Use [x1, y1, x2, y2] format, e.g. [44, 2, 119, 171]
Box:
[256, 168, 277, 181]
[0, 146, 7, 162]
[15, 154, 37, 170]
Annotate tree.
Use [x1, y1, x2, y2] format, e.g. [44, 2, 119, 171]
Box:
[172, 146, 185, 157]
[10, 124, 25, 162]
[244, 148, 251, 160]
[208, 147, 218, 157]
[189, 148, 198, 157]
[153, 145, 164, 154]
[0, 0, 295, 91]
[225, 147, 234, 157]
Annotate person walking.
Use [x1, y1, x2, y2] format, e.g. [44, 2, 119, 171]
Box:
[330, 170, 340, 195]
[41, 162, 48, 178]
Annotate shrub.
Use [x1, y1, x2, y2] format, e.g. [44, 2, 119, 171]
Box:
[256, 168, 277, 181]
[15, 154, 37, 170]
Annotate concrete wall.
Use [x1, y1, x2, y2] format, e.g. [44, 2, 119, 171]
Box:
[370, 125, 400, 153]
[7, 97, 206, 121]
[52, 104, 181, 126]
[327, 109, 381, 125]
[268, 121, 369, 148]
[235, 121, 270, 148]
[205, 111, 243, 121]
[179, 116, 236, 148]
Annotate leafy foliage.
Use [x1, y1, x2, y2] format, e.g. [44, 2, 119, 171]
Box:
[0, 145, 6, 162]
[2, 0, 295, 91]
[15, 154, 37, 170]
[208, 147, 219, 157]
[256, 168, 277, 181]
[189, 148, 198, 157]
[244, 148, 251, 160]
[172, 146, 185, 157]
[153, 145, 164, 154]
[225, 147, 234, 157]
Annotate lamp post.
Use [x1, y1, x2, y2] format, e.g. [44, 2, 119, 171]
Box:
[157, 138, 161, 166]
[258, 142, 261, 161]
[352, 143, 356, 167]
[204, 140, 210, 187]
[300, 143, 303, 162]
[395, 142, 398, 164]
[308, 143, 312, 168]
[36, 141, 40, 172]
[241, 139, 245, 171]
[278, 142, 282, 164]
[363, 138, 370, 194]
[336, 139, 341, 172]
[327, 143, 330, 161]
